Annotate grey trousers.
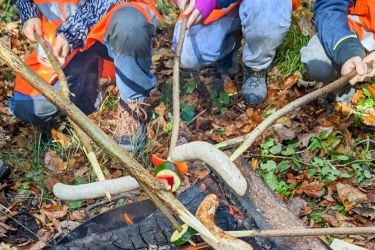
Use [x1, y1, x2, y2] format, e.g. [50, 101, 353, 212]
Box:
[300, 35, 356, 102]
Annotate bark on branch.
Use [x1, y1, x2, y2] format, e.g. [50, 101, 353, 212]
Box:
[169, 17, 188, 155]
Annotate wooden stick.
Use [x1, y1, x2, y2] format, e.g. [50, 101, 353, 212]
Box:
[226, 226, 375, 238]
[35, 34, 111, 201]
[229, 71, 357, 161]
[169, 17, 188, 155]
[0, 40, 218, 243]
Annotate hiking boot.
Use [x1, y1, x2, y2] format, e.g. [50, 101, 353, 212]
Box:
[0, 160, 11, 182]
[242, 67, 268, 106]
[113, 100, 147, 151]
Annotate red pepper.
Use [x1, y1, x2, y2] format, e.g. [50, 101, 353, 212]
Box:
[156, 175, 174, 189]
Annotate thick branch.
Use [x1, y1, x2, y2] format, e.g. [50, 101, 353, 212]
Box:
[0, 40, 218, 243]
[169, 17, 188, 155]
[229, 71, 357, 161]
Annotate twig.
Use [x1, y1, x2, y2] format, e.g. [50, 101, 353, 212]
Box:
[0, 39, 218, 243]
[35, 33, 111, 201]
[226, 226, 375, 238]
[169, 17, 188, 155]
[229, 71, 357, 161]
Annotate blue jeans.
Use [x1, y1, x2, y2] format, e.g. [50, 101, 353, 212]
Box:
[172, 0, 292, 70]
[9, 6, 157, 124]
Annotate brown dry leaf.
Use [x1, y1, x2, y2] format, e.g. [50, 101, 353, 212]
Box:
[69, 210, 85, 221]
[211, 133, 224, 143]
[273, 124, 296, 141]
[282, 71, 300, 89]
[223, 77, 238, 95]
[51, 129, 71, 149]
[251, 158, 258, 171]
[44, 150, 67, 173]
[336, 183, 367, 211]
[322, 214, 339, 227]
[366, 83, 375, 98]
[297, 181, 324, 198]
[287, 197, 307, 217]
[335, 103, 354, 116]
[297, 11, 316, 37]
[363, 109, 375, 126]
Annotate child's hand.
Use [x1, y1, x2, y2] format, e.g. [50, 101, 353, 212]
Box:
[22, 17, 42, 42]
[53, 33, 69, 65]
[176, 0, 216, 28]
[341, 52, 375, 85]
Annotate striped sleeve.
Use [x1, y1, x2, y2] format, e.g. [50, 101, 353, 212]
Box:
[56, 0, 124, 51]
[15, 0, 40, 23]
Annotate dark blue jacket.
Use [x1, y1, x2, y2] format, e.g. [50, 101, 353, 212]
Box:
[314, 0, 366, 68]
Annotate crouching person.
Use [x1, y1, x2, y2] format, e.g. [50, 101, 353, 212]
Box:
[301, 0, 375, 103]
[10, 0, 161, 150]
[172, 0, 300, 106]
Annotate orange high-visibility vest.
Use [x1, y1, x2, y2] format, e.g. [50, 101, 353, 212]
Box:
[15, 0, 161, 96]
[348, 0, 375, 52]
[204, 0, 300, 24]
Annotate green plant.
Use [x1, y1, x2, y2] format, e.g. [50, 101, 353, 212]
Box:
[274, 25, 309, 76]
[1, 0, 16, 22]
[210, 91, 230, 113]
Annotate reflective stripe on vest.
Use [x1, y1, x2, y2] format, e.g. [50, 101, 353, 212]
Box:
[34, 0, 80, 21]
[348, 14, 375, 51]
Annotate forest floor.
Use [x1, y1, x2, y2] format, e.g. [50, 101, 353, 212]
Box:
[0, 0, 375, 249]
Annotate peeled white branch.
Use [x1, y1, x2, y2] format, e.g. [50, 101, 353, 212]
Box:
[196, 194, 253, 250]
[170, 141, 247, 196]
[53, 176, 139, 201]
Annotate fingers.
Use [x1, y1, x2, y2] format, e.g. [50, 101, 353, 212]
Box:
[364, 52, 375, 77]
[187, 9, 202, 28]
[22, 18, 42, 42]
[177, 0, 187, 11]
[53, 34, 69, 65]
[341, 56, 366, 85]
[183, 0, 196, 15]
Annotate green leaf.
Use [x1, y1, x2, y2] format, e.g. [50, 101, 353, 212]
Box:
[270, 144, 282, 155]
[181, 105, 195, 123]
[260, 160, 277, 172]
[363, 88, 372, 98]
[185, 82, 196, 94]
[69, 201, 83, 209]
[219, 92, 230, 105]
[261, 138, 275, 149]
[309, 168, 316, 176]
[336, 155, 349, 161]
[264, 172, 279, 191]
[364, 169, 373, 179]
[340, 173, 352, 179]
[278, 161, 291, 172]
[281, 147, 295, 156]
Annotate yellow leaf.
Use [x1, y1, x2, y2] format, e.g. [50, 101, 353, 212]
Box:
[51, 129, 71, 149]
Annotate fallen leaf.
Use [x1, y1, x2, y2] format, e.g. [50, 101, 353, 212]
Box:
[251, 158, 259, 171]
[51, 129, 71, 149]
[322, 214, 339, 227]
[352, 204, 375, 220]
[273, 124, 296, 141]
[223, 77, 238, 95]
[282, 71, 300, 89]
[69, 210, 85, 221]
[287, 197, 307, 217]
[336, 183, 367, 211]
[297, 181, 324, 198]
[43, 151, 67, 173]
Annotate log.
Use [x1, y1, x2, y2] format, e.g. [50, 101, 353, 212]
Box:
[218, 155, 329, 250]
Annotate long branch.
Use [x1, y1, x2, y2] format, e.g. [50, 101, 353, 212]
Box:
[226, 226, 375, 238]
[0, 40, 218, 243]
[35, 34, 111, 201]
[169, 17, 188, 155]
[229, 71, 357, 161]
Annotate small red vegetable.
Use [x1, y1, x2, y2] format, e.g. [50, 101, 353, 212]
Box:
[156, 175, 174, 189]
